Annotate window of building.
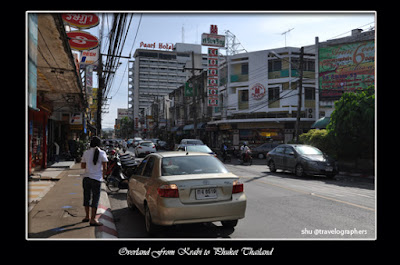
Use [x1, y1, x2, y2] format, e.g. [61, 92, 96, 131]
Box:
[238, 89, 249, 110]
[268, 59, 282, 72]
[231, 62, 249, 82]
[305, 87, 315, 100]
[291, 59, 315, 71]
[268, 86, 280, 102]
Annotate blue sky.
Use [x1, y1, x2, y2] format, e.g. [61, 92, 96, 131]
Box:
[88, 11, 375, 129]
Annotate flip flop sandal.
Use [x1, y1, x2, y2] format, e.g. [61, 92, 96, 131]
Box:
[90, 221, 103, 226]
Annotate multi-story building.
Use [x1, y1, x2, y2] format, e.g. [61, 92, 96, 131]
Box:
[210, 46, 317, 147]
[128, 43, 205, 135]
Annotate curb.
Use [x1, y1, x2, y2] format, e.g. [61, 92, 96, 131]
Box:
[338, 171, 374, 179]
[95, 182, 118, 239]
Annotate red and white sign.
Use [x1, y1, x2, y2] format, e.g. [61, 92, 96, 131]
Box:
[208, 97, 219, 107]
[208, 68, 218, 77]
[80, 47, 99, 67]
[208, 48, 218, 57]
[207, 78, 218, 86]
[207, 45, 220, 107]
[62, 14, 99, 29]
[208, 87, 218, 96]
[250, 83, 266, 100]
[210, 25, 218, 34]
[67, 31, 99, 51]
[208, 58, 218, 67]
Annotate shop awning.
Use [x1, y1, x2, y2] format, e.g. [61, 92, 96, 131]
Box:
[183, 123, 206, 131]
[171, 125, 184, 132]
[311, 117, 330, 129]
[35, 14, 85, 111]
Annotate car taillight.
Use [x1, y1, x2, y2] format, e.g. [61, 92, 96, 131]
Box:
[232, 180, 244, 194]
[157, 184, 179, 198]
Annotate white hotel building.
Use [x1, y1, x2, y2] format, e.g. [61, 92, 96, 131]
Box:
[128, 43, 205, 132]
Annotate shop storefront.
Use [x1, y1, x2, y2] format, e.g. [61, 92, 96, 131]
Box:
[27, 14, 88, 175]
[28, 108, 49, 173]
[213, 121, 286, 150]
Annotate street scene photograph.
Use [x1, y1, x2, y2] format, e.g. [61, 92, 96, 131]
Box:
[26, 11, 376, 247]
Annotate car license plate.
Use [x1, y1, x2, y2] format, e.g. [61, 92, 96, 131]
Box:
[196, 188, 217, 200]
[326, 166, 333, 172]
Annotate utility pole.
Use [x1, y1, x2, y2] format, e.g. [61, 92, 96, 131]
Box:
[191, 51, 198, 139]
[295, 47, 304, 143]
[96, 14, 104, 136]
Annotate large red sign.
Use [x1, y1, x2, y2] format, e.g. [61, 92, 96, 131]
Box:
[67, 31, 99, 51]
[62, 14, 99, 29]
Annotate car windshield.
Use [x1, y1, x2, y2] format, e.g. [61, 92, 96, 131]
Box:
[294, 146, 323, 155]
[186, 145, 212, 153]
[161, 156, 228, 176]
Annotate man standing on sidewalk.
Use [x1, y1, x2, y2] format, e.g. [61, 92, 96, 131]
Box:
[81, 136, 108, 226]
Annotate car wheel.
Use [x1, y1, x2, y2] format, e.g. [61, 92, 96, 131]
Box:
[221, 220, 238, 228]
[145, 204, 158, 236]
[268, 160, 276, 172]
[126, 192, 136, 211]
[257, 153, 265, 159]
[295, 164, 305, 177]
[326, 173, 336, 179]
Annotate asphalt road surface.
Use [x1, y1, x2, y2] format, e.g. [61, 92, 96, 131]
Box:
[108, 150, 375, 239]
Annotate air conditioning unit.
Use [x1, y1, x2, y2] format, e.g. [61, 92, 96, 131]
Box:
[307, 108, 314, 118]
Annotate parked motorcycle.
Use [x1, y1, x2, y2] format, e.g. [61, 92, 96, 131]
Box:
[105, 150, 137, 192]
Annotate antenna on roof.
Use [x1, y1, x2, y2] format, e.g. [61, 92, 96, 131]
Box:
[281, 28, 294, 47]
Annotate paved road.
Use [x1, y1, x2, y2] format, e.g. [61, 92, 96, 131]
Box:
[107, 152, 375, 239]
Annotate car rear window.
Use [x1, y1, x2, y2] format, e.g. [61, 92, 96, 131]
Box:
[186, 145, 212, 153]
[161, 156, 228, 176]
[140, 142, 154, 147]
[294, 146, 322, 155]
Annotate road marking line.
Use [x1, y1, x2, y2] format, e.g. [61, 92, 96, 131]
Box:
[240, 175, 375, 212]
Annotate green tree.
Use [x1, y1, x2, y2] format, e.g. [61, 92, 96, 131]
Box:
[119, 117, 134, 139]
[326, 86, 375, 160]
[299, 129, 335, 156]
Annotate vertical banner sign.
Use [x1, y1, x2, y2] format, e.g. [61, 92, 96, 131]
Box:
[204, 26, 220, 107]
[207, 48, 219, 106]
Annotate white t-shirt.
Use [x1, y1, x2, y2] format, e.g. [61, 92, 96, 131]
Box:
[81, 147, 108, 181]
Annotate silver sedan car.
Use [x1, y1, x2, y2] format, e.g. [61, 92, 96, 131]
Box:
[127, 152, 247, 235]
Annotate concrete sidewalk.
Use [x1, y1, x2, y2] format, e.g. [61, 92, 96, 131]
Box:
[27, 162, 117, 239]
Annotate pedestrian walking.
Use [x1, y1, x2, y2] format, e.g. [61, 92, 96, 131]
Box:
[81, 136, 108, 226]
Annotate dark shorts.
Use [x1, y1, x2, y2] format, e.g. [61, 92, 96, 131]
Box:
[82, 177, 101, 208]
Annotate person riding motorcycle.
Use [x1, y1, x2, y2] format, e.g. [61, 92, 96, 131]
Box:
[240, 142, 251, 162]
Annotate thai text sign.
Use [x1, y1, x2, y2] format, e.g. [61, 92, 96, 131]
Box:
[201, 33, 226, 47]
[62, 13, 99, 29]
[319, 40, 375, 99]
